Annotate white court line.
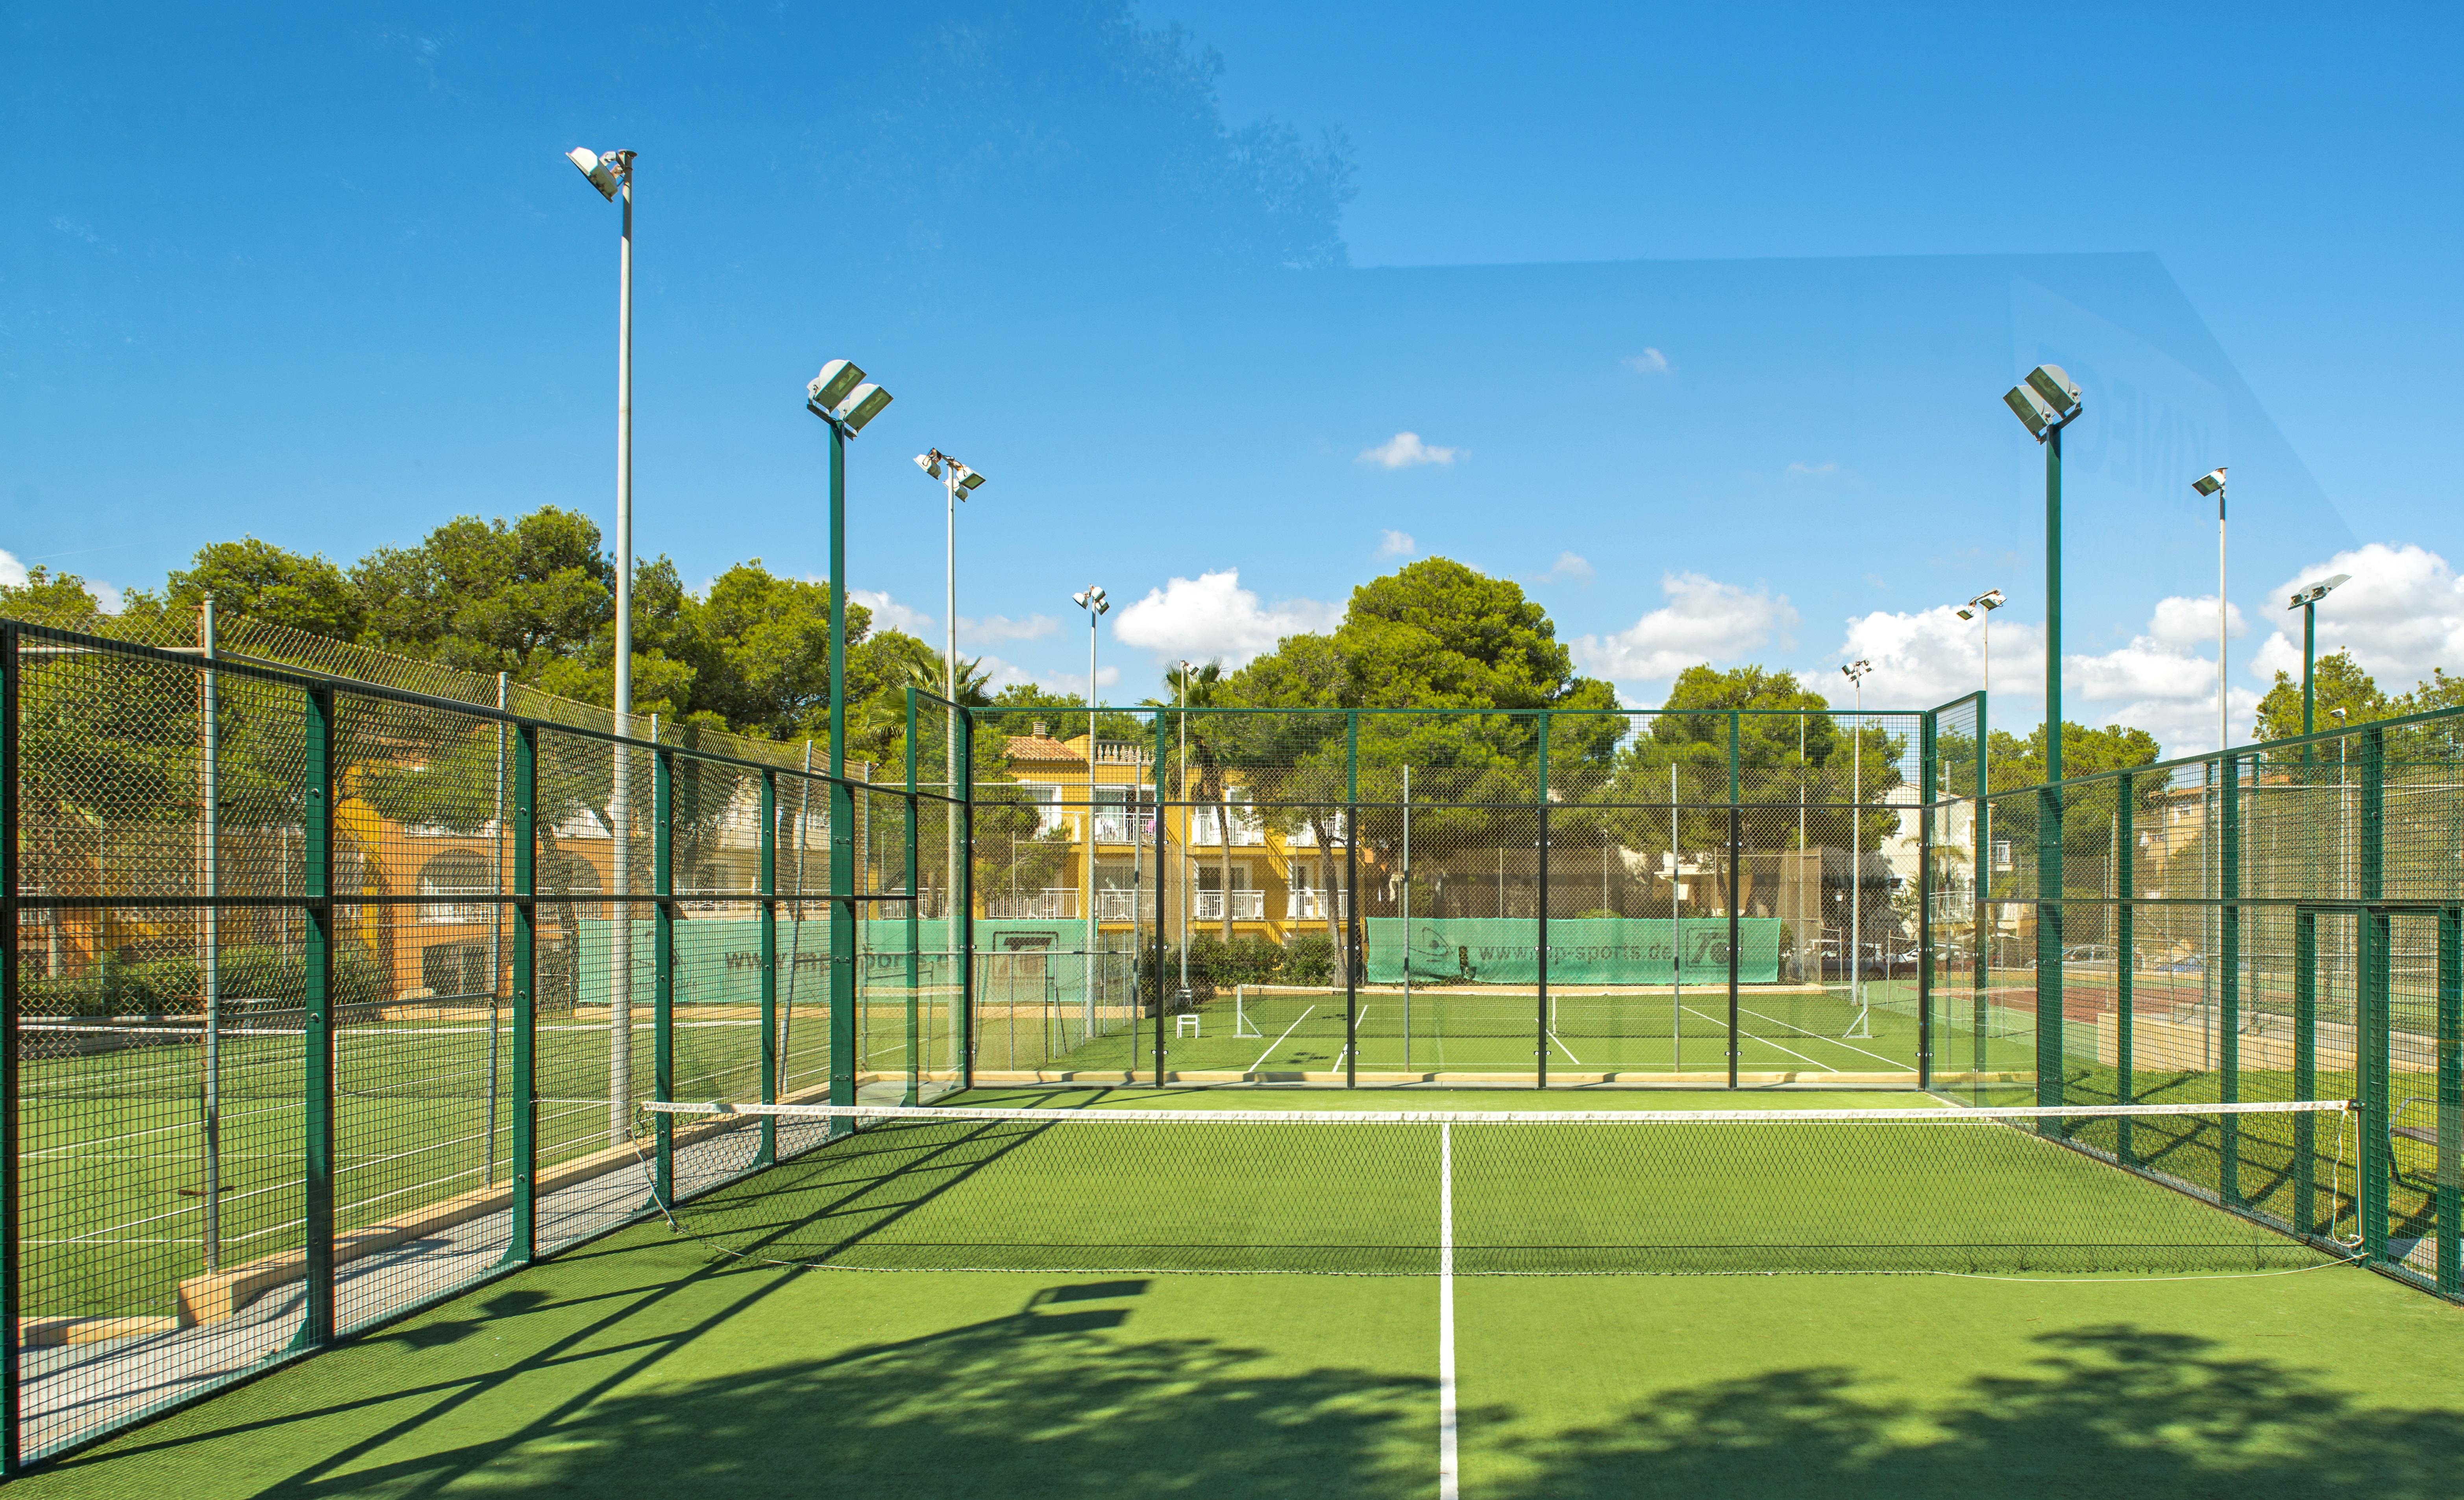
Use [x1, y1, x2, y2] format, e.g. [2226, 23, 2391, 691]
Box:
[1548, 1028, 1582, 1067]
[1437, 1118, 1458, 1500]
[1680, 1003, 1835, 1072]
[1330, 1007, 1370, 1073]
[1247, 1005, 1316, 1074]
[1735, 1002, 1909, 1070]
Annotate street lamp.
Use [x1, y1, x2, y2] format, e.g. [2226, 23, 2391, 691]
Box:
[1177, 659, 1193, 995]
[2286, 572, 2352, 763]
[807, 360, 896, 1131]
[1841, 660, 1872, 1025]
[1954, 588, 2006, 696]
[567, 144, 639, 1147]
[1073, 586, 1110, 1032]
[2004, 363, 2083, 1114]
[2192, 468, 2231, 755]
[915, 447, 986, 1067]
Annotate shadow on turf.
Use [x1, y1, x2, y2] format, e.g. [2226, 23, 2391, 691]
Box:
[35, 1273, 2464, 1498]
[1499, 1323, 2464, 1500]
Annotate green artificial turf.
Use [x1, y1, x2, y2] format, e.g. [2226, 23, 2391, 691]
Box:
[16, 1219, 2463, 1498]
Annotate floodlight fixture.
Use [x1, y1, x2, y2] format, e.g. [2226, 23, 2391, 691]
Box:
[567, 147, 621, 200]
[2025, 364, 2081, 413]
[1074, 586, 1110, 615]
[915, 452, 944, 479]
[955, 465, 986, 493]
[836, 382, 893, 432]
[1955, 588, 2006, 621]
[2288, 573, 2350, 610]
[1841, 659, 1871, 684]
[807, 360, 866, 416]
[2192, 467, 2226, 497]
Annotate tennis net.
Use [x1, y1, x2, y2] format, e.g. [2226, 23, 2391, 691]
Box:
[637, 1098, 2358, 1276]
[1227, 984, 1913, 1040]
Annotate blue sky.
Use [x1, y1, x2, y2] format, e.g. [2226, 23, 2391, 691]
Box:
[8, 2, 2462, 754]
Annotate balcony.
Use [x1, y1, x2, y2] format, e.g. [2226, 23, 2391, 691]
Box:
[1284, 890, 1348, 920]
[1193, 890, 1265, 921]
[1189, 811, 1264, 847]
[984, 889, 1077, 919]
[1094, 889, 1143, 921]
[419, 885, 495, 925]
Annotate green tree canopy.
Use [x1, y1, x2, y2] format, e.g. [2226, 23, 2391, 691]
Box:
[2254, 650, 2390, 743]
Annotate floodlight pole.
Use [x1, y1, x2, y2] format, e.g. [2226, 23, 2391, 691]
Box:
[2005, 365, 2083, 1118]
[568, 147, 640, 1148]
[1075, 587, 1108, 1035]
[805, 360, 894, 1134]
[1842, 660, 1872, 1023]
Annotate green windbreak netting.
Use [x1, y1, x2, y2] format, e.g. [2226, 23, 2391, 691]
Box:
[1362, 917, 1781, 985]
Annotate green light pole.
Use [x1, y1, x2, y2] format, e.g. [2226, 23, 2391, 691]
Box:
[807, 361, 895, 1133]
[2286, 573, 2351, 766]
[2003, 364, 2083, 1115]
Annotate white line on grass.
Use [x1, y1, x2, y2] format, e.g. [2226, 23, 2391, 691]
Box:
[1548, 1028, 1582, 1066]
[1247, 1005, 1316, 1074]
[1680, 1003, 1836, 1072]
[1735, 1001, 1909, 1070]
[1438, 1119, 1458, 1500]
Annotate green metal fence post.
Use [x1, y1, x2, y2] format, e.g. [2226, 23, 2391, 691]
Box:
[1, 624, 20, 1472]
[508, 722, 537, 1262]
[2294, 907, 2316, 1237]
[2362, 908, 2390, 1265]
[2362, 726, 2384, 902]
[1152, 707, 1167, 1088]
[1918, 710, 1935, 1091]
[759, 768, 778, 1165]
[2039, 423, 2066, 1129]
[2438, 903, 2460, 1297]
[1727, 713, 1741, 1090]
[904, 687, 921, 1106]
[961, 706, 977, 1091]
[299, 683, 335, 1349]
[2116, 770, 2135, 1166]
[1347, 710, 1361, 1089]
[1534, 713, 1549, 1090]
[2221, 751, 2241, 1204]
[653, 744, 673, 1203]
[1974, 691, 1990, 1083]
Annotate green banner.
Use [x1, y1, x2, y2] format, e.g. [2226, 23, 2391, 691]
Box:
[1363, 916, 1780, 985]
[576, 917, 1104, 1006]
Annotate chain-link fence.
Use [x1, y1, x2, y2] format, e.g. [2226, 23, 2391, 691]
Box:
[0, 617, 956, 1465]
[9, 611, 2462, 1465]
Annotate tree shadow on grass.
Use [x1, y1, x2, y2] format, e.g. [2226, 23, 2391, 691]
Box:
[1502, 1323, 2464, 1500]
[250, 1278, 1446, 1500]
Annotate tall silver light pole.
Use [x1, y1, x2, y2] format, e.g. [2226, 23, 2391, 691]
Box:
[2194, 467, 2229, 753]
[568, 144, 638, 1145]
[1955, 589, 2005, 696]
[1073, 586, 1110, 1035]
[915, 448, 985, 1069]
[1841, 659, 1873, 1022]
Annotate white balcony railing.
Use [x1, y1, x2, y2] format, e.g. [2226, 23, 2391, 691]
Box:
[1190, 810, 1265, 846]
[420, 885, 494, 925]
[1285, 890, 1348, 920]
[1094, 889, 1141, 921]
[984, 888, 1078, 919]
[1193, 890, 1265, 921]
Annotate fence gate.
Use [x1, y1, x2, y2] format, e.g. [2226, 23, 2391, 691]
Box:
[2297, 901, 2461, 1296]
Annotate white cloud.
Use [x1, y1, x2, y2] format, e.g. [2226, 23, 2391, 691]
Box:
[1835, 605, 2042, 709]
[1044, 665, 1123, 698]
[1357, 432, 1458, 469]
[1577, 572, 1800, 684]
[0, 549, 25, 587]
[1378, 529, 1417, 557]
[970, 654, 1041, 692]
[959, 612, 1059, 645]
[2248, 542, 2464, 691]
[89, 580, 124, 614]
[1622, 349, 1671, 375]
[1534, 552, 1593, 585]
[1112, 569, 1343, 667]
[844, 587, 933, 636]
[1785, 461, 1838, 477]
[2146, 595, 2246, 648]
